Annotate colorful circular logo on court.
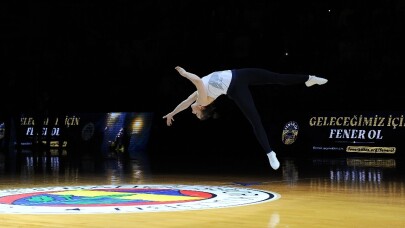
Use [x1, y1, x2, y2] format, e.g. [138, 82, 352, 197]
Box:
[0, 185, 280, 214]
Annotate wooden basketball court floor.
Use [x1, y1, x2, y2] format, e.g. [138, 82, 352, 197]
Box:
[0, 153, 404, 228]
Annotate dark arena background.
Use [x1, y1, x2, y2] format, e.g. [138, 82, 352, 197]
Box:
[1, 0, 405, 172]
[1, 1, 405, 227]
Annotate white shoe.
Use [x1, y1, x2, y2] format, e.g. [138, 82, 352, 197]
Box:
[267, 151, 280, 170]
[305, 75, 328, 87]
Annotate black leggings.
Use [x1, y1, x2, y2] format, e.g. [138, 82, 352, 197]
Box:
[227, 68, 309, 153]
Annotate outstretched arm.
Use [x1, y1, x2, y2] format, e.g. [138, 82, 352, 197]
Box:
[175, 66, 209, 106]
[163, 91, 197, 126]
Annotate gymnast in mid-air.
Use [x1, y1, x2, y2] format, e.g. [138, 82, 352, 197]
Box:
[163, 66, 328, 170]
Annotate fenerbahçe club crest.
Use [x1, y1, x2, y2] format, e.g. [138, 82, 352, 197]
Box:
[0, 185, 280, 214]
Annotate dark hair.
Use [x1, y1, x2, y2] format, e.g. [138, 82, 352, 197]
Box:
[199, 103, 218, 120]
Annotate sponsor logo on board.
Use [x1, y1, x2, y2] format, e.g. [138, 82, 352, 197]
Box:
[282, 121, 299, 145]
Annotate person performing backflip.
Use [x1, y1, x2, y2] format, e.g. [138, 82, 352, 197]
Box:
[163, 66, 328, 170]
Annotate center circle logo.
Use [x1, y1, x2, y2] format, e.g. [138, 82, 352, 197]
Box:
[0, 185, 280, 214]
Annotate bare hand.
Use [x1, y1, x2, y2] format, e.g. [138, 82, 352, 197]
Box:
[175, 66, 187, 77]
[163, 113, 174, 126]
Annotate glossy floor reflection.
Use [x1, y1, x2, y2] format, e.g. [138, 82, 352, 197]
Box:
[0, 153, 404, 227]
[1, 153, 404, 188]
